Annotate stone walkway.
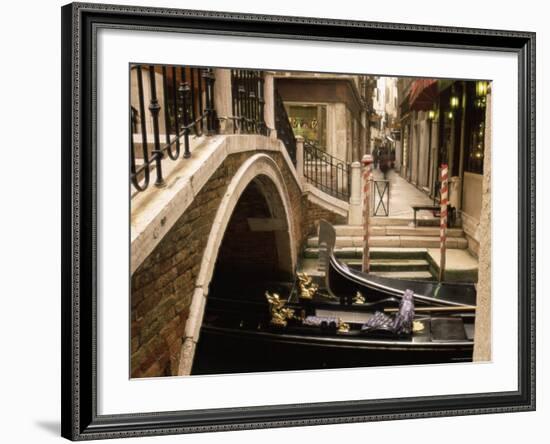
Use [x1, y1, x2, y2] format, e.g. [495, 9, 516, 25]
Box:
[298, 167, 479, 283]
[371, 168, 435, 220]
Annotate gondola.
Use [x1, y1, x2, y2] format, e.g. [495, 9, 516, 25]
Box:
[191, 221, 476, 375]
[318, 220, 477, 308]
[193, 317, 474, 375]
[192, 291, 475, 374]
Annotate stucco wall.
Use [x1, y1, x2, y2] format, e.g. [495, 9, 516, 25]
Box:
[334, 103, 348, 161]
[462, 172, 483, 255]
[473, 92, 492, 362]
[462, 172, 483, 221]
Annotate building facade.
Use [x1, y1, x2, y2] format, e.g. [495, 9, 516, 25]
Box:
[369, 77, 399, 171]
[275, 72, 376, 163]
[397, 77, 490, 256]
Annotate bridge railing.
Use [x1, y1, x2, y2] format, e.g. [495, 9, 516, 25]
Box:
[274, 89, 297, 164]
[230, 70, 268, 136]
[303, 141, 350, 201]
[130, 65, 269, 193]
[130, 65, 216, 192]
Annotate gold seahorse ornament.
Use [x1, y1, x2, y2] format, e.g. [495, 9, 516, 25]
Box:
[353, 291, 366, 304]
[265, 292, 295, 327]
[338, 322, 350, 333]
[296, 272, 319, 301]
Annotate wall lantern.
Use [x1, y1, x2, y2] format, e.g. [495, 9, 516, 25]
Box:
[476, 80, 488, 97]
[428, 109, 436, 120]
[450, 95, 460, 109]
[475, 80, 488, 107]
[447, 111, 454, 120]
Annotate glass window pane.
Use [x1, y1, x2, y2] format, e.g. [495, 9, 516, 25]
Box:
[287, 104, 327, 148]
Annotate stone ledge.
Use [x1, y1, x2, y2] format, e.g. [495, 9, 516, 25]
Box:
[130, 134, 301, 274]
[304, 183, 349, 217]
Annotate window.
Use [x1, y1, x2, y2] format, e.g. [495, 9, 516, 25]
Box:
[286, 104, 327, 148]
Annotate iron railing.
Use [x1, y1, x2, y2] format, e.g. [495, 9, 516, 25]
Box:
[303, 141, 350, 201]
[130, 64, 216, 192]
[274, 89, 297, 164]
[130, 66, 301, 193]
[230, 70, 267, 135]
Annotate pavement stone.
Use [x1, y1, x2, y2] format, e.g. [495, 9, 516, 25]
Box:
[371, 168, 436, 220]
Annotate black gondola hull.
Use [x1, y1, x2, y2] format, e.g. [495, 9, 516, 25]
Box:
[318, 220, 477, 308]
[191, 220, 477, 375]
[327, 254, 477, 307]
[192, 324, 473, 375]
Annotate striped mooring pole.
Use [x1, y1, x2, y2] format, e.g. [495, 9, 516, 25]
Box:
[362, 154, 374, 273]
[439, 163, 449, 282]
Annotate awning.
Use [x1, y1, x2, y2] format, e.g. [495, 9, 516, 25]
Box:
[408, 79, 438, 111]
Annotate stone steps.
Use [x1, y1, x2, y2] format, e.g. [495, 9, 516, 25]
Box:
[306, 235, 468, 250]
[369, 217, 438, 227]
[309, 223, 467, 252]
[332, 225, 464, 237]
[353, 258, 430, 272]
[299, 230, 478, 282]
[298, 246, 477, 283]
[345, 258, 433, 280]
[298, 256, 433, 280]
[368, 217, 420, 226]
[304, 244, 461, 261]
[369, 247, 428, 259]
[302, 247, 430, 260]
[366, 270, 434, 280]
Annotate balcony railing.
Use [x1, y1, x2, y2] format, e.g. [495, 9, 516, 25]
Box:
[130, 65, 269, 193]
[303, 141, 350, 201]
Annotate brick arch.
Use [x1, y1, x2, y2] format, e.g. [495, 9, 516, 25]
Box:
[178, 153, 297, 374]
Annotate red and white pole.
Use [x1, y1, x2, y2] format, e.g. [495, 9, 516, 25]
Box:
[439, 164, 449, 282]
[362, 154, 374, 273]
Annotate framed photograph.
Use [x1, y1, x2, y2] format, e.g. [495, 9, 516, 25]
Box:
[61, 2, 535, 440]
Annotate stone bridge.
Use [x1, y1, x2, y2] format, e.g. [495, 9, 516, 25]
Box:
[129, 64, 485, 378]
[130, 133, 348, 378]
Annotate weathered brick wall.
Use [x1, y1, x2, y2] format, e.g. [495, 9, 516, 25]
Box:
[131, 161, 228, 378]
[303, 199, 347, 237]
[130, 151, 304, 378]
[270, 154, 308, 258]
[215, 182, 280, 280]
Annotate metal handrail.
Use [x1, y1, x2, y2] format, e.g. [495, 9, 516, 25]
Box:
[130, 65, 216, 192]
[130, 65, 268, 193]
[274, 89, 297, 164]
[231, 69, 267, 136]
[303, 141, 350, 201]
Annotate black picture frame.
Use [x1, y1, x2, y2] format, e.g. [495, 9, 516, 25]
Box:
[61, 2, 536, 440]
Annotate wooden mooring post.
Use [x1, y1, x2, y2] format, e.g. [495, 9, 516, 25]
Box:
[439, 163, 449, 282]
[362, 154, 373, 273]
